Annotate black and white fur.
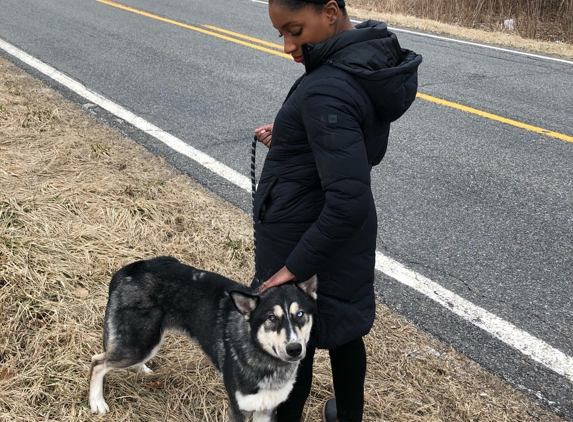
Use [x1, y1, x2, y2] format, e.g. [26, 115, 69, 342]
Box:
[89, 256, 317, 421]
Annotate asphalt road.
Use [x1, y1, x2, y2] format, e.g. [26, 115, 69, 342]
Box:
[1, 0, 572, 418]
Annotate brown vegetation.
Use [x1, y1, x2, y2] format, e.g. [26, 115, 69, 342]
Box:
[348, 0, 573, 43]
[0, 57, 566, 421]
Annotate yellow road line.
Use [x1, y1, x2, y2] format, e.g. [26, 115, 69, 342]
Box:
[96, 0, 290, 59]
[203, 25, 283, 50]
[96, 0, 572, 144]
[417, 93, 573, 143]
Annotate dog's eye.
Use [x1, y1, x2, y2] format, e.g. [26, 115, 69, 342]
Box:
[268, 314, 277, 322]
[296, 311, 304, 318]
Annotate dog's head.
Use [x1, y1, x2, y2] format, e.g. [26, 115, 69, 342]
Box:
[230, 277, 317, 363]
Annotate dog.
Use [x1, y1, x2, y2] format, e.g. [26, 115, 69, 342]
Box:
[89, 256, 317, 421]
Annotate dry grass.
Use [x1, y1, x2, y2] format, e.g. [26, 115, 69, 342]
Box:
[347, 0, 573, 42]
[0, 56, 565, 421]
[347, 2, 573, 59]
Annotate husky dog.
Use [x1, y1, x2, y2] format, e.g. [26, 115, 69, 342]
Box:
[89, 256, 317, 421]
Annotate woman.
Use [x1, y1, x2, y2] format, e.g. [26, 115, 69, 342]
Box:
[252, 0, 422, 421]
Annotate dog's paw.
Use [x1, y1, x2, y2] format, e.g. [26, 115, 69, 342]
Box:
[140, 364, 153, 375]
[129, 363, 153, 375]
[90, 398, 110, 414]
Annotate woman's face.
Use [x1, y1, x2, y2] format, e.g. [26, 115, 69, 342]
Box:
[269, 2, 335, 64]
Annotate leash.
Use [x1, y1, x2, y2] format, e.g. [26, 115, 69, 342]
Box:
[251, 135, 258, 253]
[251, 134, 262, 288]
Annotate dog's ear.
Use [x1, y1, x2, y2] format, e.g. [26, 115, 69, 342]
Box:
[296, 276, 317, 300]
[230, 291, 260, 319]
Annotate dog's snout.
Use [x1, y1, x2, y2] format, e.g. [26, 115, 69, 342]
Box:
[286, 343, 302, 357]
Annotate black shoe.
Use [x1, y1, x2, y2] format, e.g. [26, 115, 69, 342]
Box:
[322, 398, 337, 422]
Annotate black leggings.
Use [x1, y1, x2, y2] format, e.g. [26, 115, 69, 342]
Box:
[276, 337, 367, 422]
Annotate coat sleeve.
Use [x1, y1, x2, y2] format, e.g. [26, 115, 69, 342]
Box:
[285, 76, 372, 282]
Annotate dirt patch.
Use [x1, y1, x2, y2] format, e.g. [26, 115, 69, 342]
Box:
[0, 56, 565, 421]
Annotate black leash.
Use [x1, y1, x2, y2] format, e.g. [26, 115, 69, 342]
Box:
[251, 134, 261, 287]
[251, 135, 258, 253]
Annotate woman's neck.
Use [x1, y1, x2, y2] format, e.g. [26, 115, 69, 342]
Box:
[334, 17, 356, 35]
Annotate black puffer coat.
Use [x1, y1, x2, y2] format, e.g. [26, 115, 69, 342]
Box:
[253, 21, 422, 349]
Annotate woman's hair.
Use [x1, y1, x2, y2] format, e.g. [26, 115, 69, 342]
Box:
[269, 0, 347, 16]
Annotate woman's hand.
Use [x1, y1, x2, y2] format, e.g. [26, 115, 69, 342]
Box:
[259, 265, 296, 293]
[254, 124, 273, 148]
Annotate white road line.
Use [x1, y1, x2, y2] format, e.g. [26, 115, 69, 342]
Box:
[377, 253, 573, 380]
[350, 19, 573, 65]
[1, 38, 571, 382]
[0, 39, 250, 193]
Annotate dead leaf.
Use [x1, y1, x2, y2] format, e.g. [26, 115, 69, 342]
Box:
[73, 287, 89, 299]
[144, 381, 163, 390]
[0, 367, 16, 381]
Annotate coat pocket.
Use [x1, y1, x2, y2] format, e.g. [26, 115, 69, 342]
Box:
[253, 176, 278, 223]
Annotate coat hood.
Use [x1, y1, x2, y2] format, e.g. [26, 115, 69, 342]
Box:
[302, 20, 422, 122]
